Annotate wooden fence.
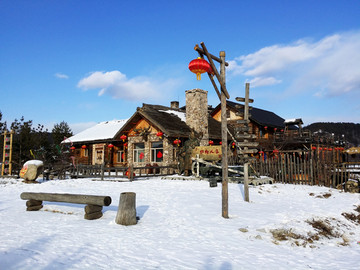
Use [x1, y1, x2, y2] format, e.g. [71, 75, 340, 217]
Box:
[250, 153, 359, 189]
[68, 164, 177, 180]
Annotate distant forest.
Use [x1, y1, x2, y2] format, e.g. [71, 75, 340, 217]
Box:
[304, 122, 360, 147]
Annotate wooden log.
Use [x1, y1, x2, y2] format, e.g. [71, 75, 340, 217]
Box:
[84, 204, 103, 214]
[84, 211, 103, 220]
[20, 192, 112, 206]
[26, 199, 42, 207]
[27, 205, 43, 211]
[115, 192, 137, 226]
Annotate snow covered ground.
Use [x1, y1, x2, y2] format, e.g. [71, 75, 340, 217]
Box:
[0, 176, 359, 270]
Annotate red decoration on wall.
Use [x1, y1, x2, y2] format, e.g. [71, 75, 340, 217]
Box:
[174, 139, 181, 146]
[120, 135, 127, 142]
[156, 132, 163, 139]
[188, 57, 211, 80]
[139, 152, 144, 160]
[157, 151, 163, 158]
[121, 153, 125, 160]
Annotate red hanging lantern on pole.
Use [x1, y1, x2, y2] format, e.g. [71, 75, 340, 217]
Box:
[156, 131, 163, 139]
[232, 142, 236, 148]
[81, 145, 87, 149]
[188, 57, 211, 80]
[108, 143, 114, 148]
[70, 146, 75, 150]
[209, 140, 214, 146]
[120, 134, 127, 142]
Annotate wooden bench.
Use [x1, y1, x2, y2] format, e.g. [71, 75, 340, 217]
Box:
[20, 192, 112, 220]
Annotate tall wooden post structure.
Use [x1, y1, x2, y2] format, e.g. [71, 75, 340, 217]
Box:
[1, 130, 14, 176]
[193, 42, 230, 218]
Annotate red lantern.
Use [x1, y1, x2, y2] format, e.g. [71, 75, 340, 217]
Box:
[311, 146, 317, 151]
[156, 131, 163, 139]
[264, 126, 268, 130]
[120, 135, 127, 142]
[273, 149, 279, 154]
[174, 139, 181, 146]
[70, 146, 75, 150]
[324, 147, 327, 151]
[232, 142, 236, 148]
[108, 143, 114, 148]
[328, 148, 332, 151]
[188, 57, 211, 80]
[124, 142, 128, 148]
[259, 151, 264, 155]
[209, 140, 214, 146]
[274, 128, 277, 132]
[81, 145, 87, 149]
[220, 141, 222, 145]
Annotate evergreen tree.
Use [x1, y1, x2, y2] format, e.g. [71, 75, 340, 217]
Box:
[52, 121, 73, 145]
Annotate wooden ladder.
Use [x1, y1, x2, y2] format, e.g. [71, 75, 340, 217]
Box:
[1, 130, 14, 176]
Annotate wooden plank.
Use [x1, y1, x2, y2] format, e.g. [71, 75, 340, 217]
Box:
[235, 97, 254, 103]
[200, 42, 230, 99]
[194, 44, 229, 66]
[235, 142, 259, 147]
[235, 112, 251, 118]
[234, 126, 250, 132]
[235, 133, 256, 139]
[236, 119, 250, 124]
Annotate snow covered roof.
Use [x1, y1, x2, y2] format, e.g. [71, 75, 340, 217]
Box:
[159, 109, 186, 122]
[63, 119, 128, 144]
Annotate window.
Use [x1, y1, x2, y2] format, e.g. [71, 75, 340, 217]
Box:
[96, 150, 103, 162]
[117, 150, 125, 163]
[83, 148, 89, 157]
[133, 143, 145, 162]
[151, 142, 163, 162]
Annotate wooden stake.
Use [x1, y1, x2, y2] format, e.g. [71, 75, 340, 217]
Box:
[220, 51, 229, 218]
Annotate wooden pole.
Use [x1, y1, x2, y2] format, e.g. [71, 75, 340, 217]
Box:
[20, 192, 112, 206]
[220, 51, 229, 218]
[115, 192, 137, 226]
[200, 42, 230, 99]
[243, 83, 250, 202]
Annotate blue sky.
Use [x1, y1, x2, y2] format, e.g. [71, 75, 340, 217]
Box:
[1, 0, 360, 134]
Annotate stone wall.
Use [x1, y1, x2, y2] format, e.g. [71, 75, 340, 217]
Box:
[185, 89, 209, 146]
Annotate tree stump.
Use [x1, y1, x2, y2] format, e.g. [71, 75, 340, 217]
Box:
[115, 192, 137, 226]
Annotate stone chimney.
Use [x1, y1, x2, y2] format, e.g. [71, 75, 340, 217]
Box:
[170, 101, 179, 109]
[185, 89, 209, 146]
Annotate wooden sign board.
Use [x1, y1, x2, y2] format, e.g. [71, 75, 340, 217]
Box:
[235, 97, 254, 103]
[192, 146, 222, 161]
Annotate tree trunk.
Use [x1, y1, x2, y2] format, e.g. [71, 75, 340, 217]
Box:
[115, 192, 137, 226]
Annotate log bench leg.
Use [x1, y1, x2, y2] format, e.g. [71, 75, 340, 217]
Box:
[84, 204, 103, 220]
[26, 200, 43, 211]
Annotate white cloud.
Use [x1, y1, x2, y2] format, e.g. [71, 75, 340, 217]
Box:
[230, 31, 360, 97]
[77, 70, 177, 101]
[55, 73, 69, 79]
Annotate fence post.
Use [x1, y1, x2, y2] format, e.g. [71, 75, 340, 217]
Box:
[101, 162, 105, 180]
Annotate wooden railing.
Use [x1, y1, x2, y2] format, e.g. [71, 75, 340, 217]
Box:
[67, 164, 177, 180]
[250, 155, 359, 190]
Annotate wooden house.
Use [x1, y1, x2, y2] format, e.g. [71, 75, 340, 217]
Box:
[66, 89, 223, 169]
